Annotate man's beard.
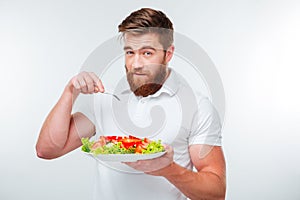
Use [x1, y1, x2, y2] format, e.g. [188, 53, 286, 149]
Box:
[126, 64, 167, 97]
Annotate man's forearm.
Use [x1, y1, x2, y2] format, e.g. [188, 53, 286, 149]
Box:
[36, 85, 77, 157]
[157, 162, 226, 200]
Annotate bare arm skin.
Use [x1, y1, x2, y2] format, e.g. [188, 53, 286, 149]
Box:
[154, 145, 226, 200]
[36, 72, 104, 159]
[127, 145, 226, 200]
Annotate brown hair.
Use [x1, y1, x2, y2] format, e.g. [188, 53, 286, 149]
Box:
[118, 8, 174, 50]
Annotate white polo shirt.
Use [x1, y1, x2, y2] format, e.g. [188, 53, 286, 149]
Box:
[74, 68, 222, 200]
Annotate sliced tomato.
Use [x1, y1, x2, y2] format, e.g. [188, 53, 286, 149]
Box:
[105, 136, 124, 143]
[102, 136, 149, 150]
[129, 135, 141, 140]
[143, 137, 151, 144]
[135, 144, 144, 153]
[104, 136, 117, 141]
[121, 138, 142, 149]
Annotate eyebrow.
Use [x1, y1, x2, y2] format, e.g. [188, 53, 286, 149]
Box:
[123, 46, 157, 51]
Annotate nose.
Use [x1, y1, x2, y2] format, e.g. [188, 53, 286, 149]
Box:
[132, 54, 143, 69]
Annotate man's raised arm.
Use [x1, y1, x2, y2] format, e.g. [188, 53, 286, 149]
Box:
[36, 72, 104, 159]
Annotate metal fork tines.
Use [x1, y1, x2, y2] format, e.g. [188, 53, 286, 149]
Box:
[103, 92, 120, 101]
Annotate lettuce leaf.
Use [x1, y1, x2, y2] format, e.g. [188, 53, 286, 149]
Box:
[81, 137, 94, 153]
[142, 140, 165, 154]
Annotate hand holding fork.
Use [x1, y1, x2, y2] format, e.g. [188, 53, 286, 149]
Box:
[69, 71, 120, 101]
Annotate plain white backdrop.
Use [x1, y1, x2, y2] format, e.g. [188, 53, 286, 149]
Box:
[1, 0, 300, 199]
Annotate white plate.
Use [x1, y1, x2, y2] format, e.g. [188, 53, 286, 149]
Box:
[84, 151, 166, 162]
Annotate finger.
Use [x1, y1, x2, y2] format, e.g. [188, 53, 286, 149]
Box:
[89, 72, 104, 93]
[83, 74, 95, 94]
[77, 75, 88, 93]
[162, 144, 171, 151]
[94, 86, 100, 93]
[123, 161, 138, 165]
[72, 78, 81, 90]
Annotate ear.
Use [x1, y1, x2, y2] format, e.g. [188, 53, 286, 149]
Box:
[165, 45, 175, 63]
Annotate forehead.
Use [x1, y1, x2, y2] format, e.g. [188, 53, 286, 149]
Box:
[123, 32, 163, 50]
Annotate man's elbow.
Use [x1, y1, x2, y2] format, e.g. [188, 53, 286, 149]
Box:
[208, 175, 226, 200]
[217, 179, 226, 200]
[35, 144, 59, 160]
[218, 191, 226, 200]
[209, 189, 226, 200]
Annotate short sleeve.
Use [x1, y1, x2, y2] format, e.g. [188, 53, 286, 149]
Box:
[188, 97, 222, 146]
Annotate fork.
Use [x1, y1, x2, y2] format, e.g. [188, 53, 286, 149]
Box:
[102, 92, 121, 101]
[94, 86, 120, 101]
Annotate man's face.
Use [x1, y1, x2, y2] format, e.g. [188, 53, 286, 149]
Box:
[124, 33, 173, 97]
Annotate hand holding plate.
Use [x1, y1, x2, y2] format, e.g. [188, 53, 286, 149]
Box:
[124, 144, 174, 175]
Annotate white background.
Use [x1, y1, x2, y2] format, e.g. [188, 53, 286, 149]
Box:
[1, 0, 300, 199]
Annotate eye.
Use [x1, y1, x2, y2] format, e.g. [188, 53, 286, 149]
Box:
[125, 51, 134, 55]
[143, 51, 153, 56]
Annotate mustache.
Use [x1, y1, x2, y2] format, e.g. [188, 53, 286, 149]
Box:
[125, 65, 150, 75]
[131, 69, 149, 75]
